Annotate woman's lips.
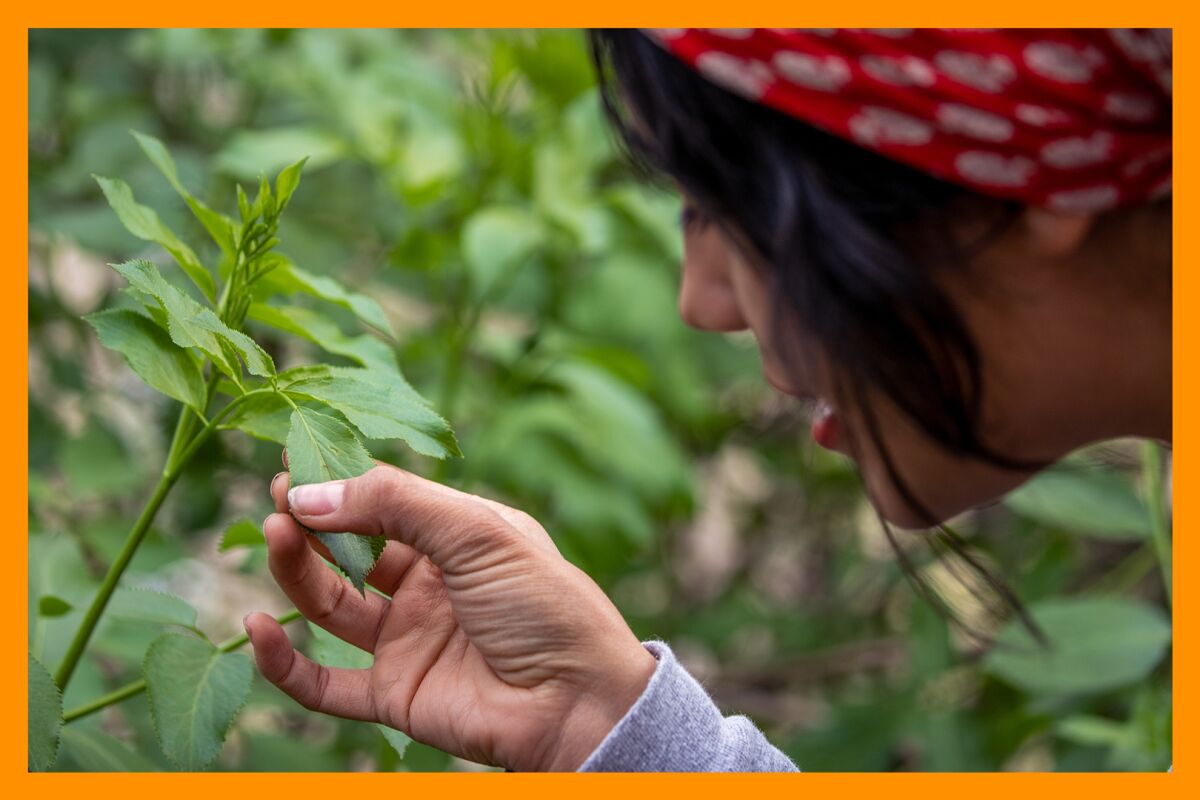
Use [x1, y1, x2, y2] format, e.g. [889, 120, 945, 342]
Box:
[810, 399, 841, 451]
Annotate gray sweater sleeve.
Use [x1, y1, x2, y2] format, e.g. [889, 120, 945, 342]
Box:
[577, 640, 800, 772]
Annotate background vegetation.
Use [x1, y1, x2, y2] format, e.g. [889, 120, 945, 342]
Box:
[28, 29, 1171, 772]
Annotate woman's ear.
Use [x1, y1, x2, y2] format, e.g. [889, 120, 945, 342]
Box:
[1022, 206, 1097, 258]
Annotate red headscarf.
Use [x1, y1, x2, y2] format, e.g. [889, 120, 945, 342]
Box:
[645, 28, 1171, 212]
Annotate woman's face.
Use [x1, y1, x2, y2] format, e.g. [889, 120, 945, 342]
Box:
[679, 213, 1040, 529]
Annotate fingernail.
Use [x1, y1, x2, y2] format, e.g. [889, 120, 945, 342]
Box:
[288, 481, 345, 515]
[242, 614, 254, 642]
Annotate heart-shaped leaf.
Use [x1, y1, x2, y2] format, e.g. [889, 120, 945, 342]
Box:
[144, 633, 253, 770]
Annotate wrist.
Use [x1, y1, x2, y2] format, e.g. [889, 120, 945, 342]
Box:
[542, 644, 658, 771]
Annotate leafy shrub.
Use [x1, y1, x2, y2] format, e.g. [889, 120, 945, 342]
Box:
[31, 130, 455, 770]
[29, 29, 1170, 772]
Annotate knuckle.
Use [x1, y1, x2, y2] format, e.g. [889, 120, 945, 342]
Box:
[479, 507, 526, 549]
[310, 666, 332, 712]
[363, 464, 406, 494]
[269, 539, 315, 590]
[439, 505, 528, 573]
[309, 574, 347, 624]
[351, 465, 410, 533]
[277, 651, 306, 698]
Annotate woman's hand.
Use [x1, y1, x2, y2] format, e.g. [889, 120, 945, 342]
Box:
[243, 462, 657, 772]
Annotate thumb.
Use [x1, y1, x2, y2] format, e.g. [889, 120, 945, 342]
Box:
[288, 465, 527, 576]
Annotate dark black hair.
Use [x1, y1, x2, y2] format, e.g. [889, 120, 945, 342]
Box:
[588, 29, 1045, 641]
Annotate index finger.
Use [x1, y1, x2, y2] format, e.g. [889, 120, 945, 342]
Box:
[287, 465, 533, 577]
[244, 612, 376, 721]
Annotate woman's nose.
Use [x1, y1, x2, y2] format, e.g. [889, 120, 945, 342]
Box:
[678, 267, 748, 332]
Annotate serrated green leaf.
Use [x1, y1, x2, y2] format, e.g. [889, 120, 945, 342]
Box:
[93, 174, 217, 301]
[108, 587, 198, 630]
[247, 302, 398, 372]
[220, 391, 292, 444]
[1005, 464, 1153, 541]
[377, 725, 412, 760]
[262, 260, 395, 338]
[983, 598, 1171, 695]
[286, 403, 381, 483]
[58, 727, 161, 772]
[85, 309, 207, 412]
[316, 533, 386, 597]
[111, 259, 274, 380]
[124, 287, 172, 330]
[144, 633, 253, 770]
[131, 130, 238, 257]
[273, 157, 308, 214]
[219, 519, 266, 552]
[28, 654, 62, 771]
[285, 406, 381, 592]
[285, 366, 459, 459]
[37, 595, 73, 618]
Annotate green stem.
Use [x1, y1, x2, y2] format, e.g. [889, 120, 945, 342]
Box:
[164, 370, 222, 471]
[171, 388, 277, 472]
[62, 609, 303, 724]
[61, 677, 145, 723]
[55, 226, 282, 693]
[53, 382, 269, 692]
[53, 465, 180, 690]
[1141, 441, 1172, 607]
[162, 394, 201, 472]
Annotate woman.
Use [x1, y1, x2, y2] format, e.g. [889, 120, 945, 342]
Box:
[243, 28, 1171, 771]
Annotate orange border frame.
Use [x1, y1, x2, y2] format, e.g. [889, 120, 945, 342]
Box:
[7, 5, 1189, 797]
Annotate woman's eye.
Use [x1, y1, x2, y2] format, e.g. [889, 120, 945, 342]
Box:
[680, 205, 710, 231]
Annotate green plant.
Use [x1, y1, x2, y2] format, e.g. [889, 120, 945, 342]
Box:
[29, 30, 1171, 773]
[28, 130, 457, 771]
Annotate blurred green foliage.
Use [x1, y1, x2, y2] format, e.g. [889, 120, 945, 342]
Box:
[29, 29, 1170, 771]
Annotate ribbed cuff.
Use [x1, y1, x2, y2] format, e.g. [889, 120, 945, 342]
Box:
[577, 640, 798, 772]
